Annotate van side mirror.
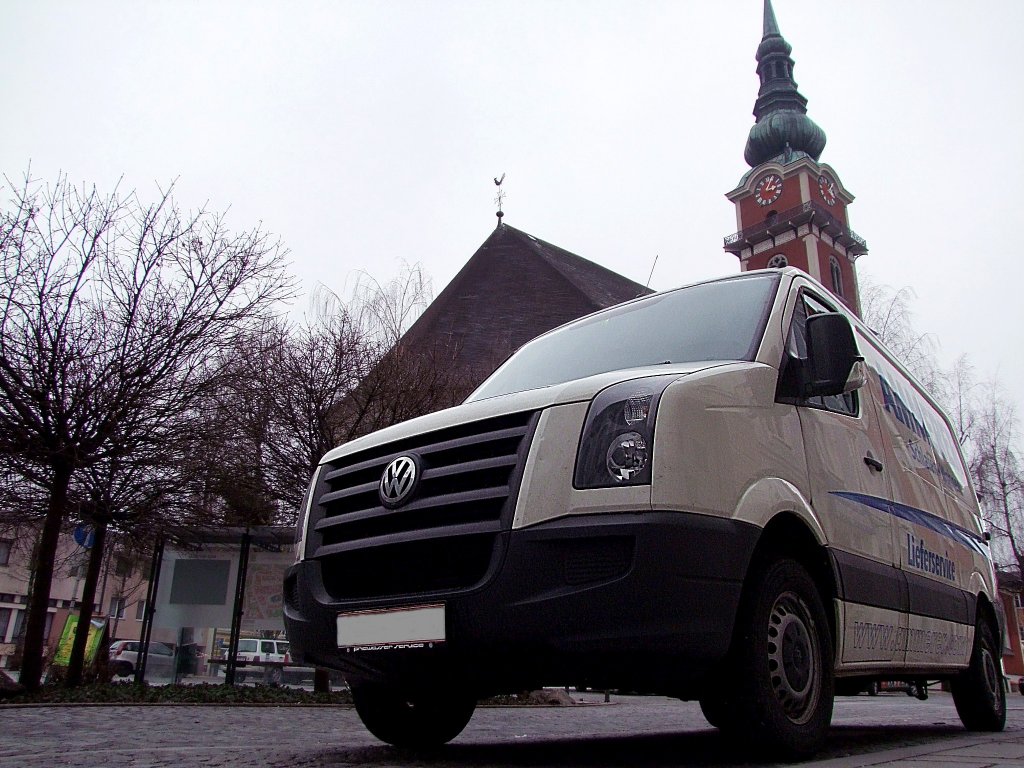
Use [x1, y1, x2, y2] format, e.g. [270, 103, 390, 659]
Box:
[804, 313, 865, 398]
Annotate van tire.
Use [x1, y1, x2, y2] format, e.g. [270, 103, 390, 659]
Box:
[733, 557, 834, 758]
[351, 683, 476, 748]
[699, 690, 740, 731]
[951, 618, 1006, 731]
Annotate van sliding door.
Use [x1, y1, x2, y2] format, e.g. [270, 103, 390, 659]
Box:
[869, 346, 976, 669]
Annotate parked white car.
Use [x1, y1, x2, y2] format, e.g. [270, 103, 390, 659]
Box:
[233, 638, 290, 684]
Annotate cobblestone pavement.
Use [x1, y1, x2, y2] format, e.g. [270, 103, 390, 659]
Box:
[1, 691, 1022, 767]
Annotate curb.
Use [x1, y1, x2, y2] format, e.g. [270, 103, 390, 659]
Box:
[0, 701, 351, 709]
[806, 733, 1021, 767]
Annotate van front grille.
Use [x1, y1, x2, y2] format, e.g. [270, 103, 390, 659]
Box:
[309, 410, 538, 600]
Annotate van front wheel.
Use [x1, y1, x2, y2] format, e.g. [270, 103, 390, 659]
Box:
[733, 558, 834, 758]
[951, 618, 1006, 731]
[699, 690, 740, 731]
[351, 683, 477, 748]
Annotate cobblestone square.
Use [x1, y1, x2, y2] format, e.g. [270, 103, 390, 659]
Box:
[1, 690, 1022, 767]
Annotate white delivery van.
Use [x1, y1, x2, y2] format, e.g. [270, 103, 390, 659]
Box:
[284, 268, 1005, 757]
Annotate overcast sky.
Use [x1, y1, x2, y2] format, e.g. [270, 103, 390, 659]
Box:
[2, 0, 1022, 421]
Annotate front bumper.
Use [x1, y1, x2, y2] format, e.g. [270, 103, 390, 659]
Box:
[284, 511, 759, 696]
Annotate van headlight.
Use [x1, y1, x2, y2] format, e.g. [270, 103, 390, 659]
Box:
[293, 467, 321, 563]
[574, 376, 674, 489]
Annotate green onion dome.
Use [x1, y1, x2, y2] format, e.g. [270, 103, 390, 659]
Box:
[744, 0, 827, 167]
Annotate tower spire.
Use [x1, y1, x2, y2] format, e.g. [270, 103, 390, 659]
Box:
[763, 0, 781, 37]
[744, 0, 826, 167]
[725, 0, 866, 317]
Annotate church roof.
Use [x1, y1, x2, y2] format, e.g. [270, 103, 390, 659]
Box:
[399, 223, 651, 379]
[745, 0, 827, 167]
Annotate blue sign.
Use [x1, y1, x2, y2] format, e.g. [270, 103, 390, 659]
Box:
[73, 524, 95, 549]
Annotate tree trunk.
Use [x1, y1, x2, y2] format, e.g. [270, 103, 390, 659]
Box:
[313, 666, 331, 693]
[65, 518, 108, 687]
[19, 461, 73, 690]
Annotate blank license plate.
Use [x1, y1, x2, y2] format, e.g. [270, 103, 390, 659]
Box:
[337, 604, 445, 651]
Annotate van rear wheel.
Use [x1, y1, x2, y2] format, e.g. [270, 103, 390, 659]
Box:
[351, 682, 476, 748]
[951, 617, 1006, 731]
[732, 557, 834, 758]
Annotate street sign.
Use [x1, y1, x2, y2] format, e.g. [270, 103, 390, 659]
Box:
[73, 524, 95, 548]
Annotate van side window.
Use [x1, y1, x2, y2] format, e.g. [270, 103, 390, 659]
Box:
[778, 291, 858, 416]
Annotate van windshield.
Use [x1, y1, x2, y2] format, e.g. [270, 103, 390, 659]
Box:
[469, 273, 779, 401]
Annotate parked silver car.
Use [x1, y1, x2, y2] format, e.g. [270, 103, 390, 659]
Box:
[108, 640, 175, 678]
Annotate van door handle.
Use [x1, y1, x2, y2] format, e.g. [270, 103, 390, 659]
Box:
[864, 455, 884, 472]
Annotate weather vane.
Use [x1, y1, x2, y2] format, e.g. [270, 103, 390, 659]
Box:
[493, 173, 506, 222]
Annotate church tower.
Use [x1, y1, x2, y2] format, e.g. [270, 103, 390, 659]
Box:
[724, 0, 867, 315]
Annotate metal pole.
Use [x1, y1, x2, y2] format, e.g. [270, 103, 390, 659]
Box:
[97, 543, 112, 632]
[135, 537, 164, 685]
[225, 528, 251, 686]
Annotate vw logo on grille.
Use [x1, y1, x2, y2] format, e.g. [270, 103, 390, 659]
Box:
[379, 455, 420, 508]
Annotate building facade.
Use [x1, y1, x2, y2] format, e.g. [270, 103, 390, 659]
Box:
[0, 528, 148, 670]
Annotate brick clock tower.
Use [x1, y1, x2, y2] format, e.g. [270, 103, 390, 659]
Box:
[724, 0, 867, 316]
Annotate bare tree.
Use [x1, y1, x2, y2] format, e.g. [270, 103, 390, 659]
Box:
[335, 339, 467, 439]
[0, 172, 294, 689]
[345, 261, 433, 348]
[0, 457, 48, 529]
[259, 313, 367, 512]
[859, 275, 940, 390]
[940, 355, 977, 446]
[199, 326, 284, 526]
[314, 263, 469, 445]
[201, 262, 464, 527]
[972, 389, 1024, 575]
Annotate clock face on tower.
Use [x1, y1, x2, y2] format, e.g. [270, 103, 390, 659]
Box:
[818, 174, 837, 206]
[754, 173, 783, 206]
